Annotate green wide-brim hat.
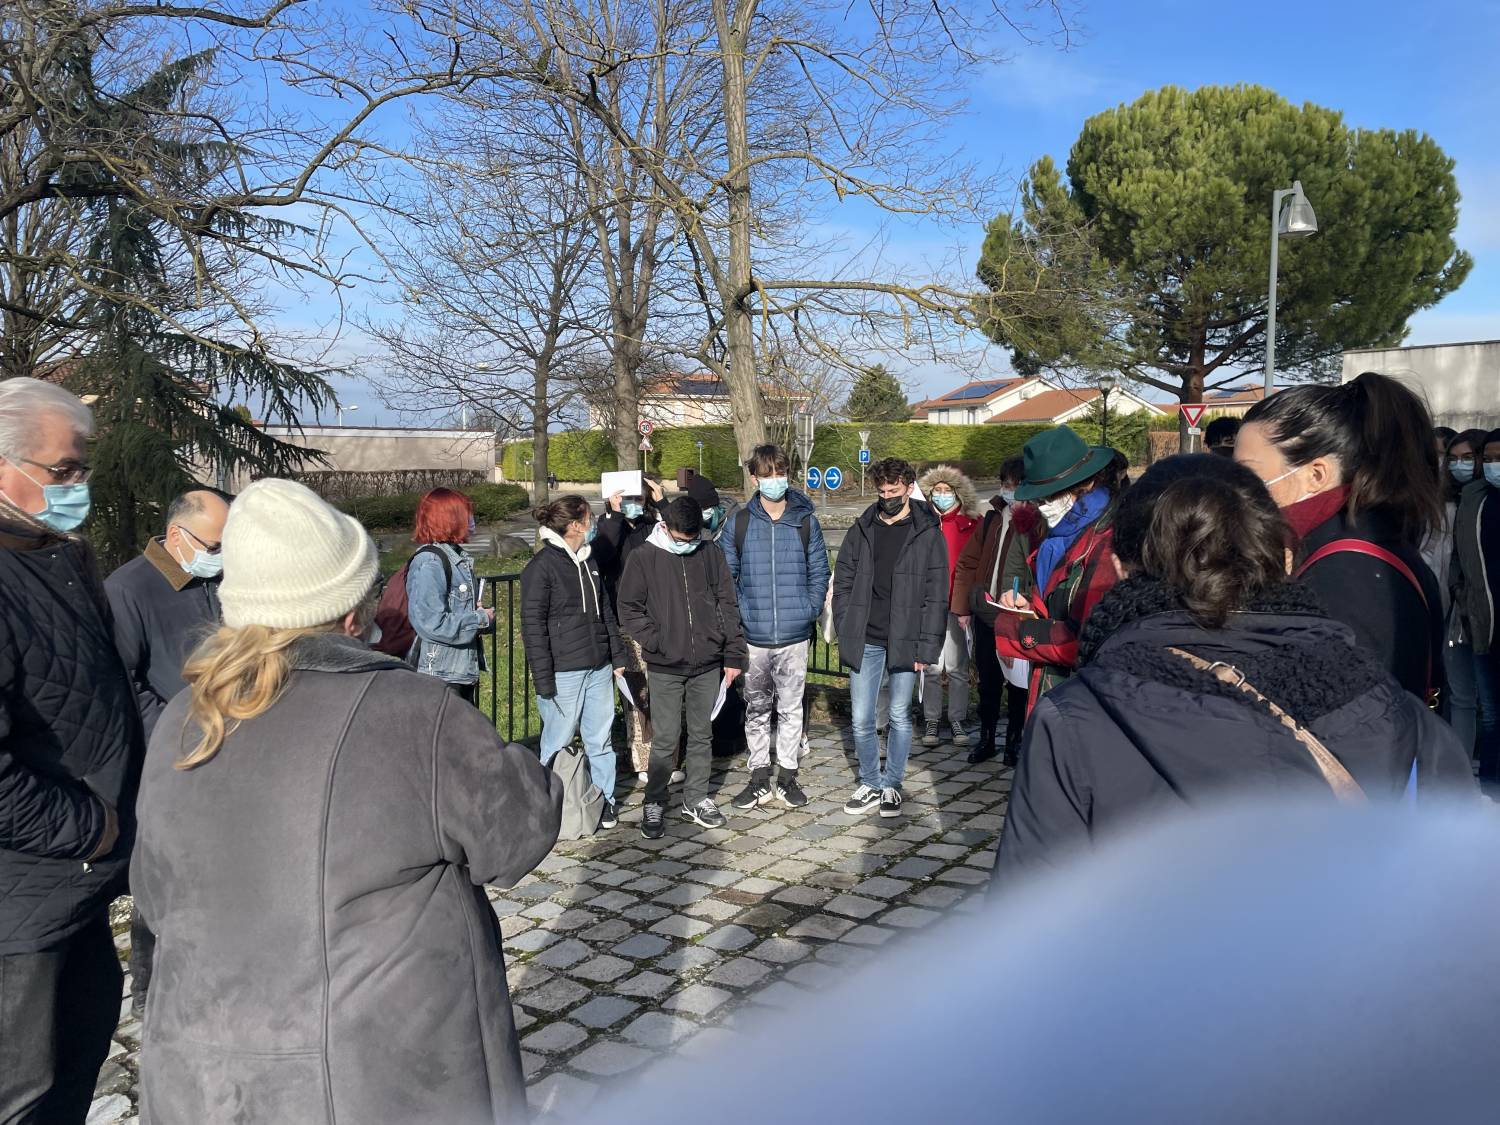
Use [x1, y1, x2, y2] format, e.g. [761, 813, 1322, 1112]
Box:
[1014, 425, 1115, 502]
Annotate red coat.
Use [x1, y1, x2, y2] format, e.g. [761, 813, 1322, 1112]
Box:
[936, 505, 979, 597]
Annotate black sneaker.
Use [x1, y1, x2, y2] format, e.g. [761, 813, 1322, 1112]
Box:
[922, 720, 941, 747]
[682, 798, 727, 829]
[599, 801, 619, 830]
[843, 784, 882, 815]
[776, 770, 808, 808]
[879, 787, 904, 818]
[641, 803, 666, 840]
[732, 770, 773, 810]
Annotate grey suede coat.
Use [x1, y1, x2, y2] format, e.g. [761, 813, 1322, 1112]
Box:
[131, 634, 563, 1125]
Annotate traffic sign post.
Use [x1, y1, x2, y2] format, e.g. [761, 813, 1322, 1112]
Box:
[858, 429, 871, 496]
[823, 466, 843, 491]
[1178, 403, 1206, 451]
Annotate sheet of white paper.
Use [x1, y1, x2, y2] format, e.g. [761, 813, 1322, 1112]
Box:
[615, 674, 637, 709]
[915, 667, 924, 704]
[1003, 657, 1031, 690]
[709, 673, 731, 720]
[477, 577, 487, 607]
[601, 469, 643, 501]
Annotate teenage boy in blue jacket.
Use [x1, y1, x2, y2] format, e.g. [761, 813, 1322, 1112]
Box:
[721, 444, 831, 810]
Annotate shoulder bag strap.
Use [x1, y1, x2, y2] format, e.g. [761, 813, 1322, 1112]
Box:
[1166, 647, 1367, 805]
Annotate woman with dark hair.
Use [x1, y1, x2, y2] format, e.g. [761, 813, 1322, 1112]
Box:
[995, 456, 1473, 879]
[407, 487, 494, 702]
[979, 426, 1123, 712]
[1236, 371, 1444, 703]
[1452, 427, 1500, 777]
[521, 496, 627, 829]
[1433, 429, 1490, 762]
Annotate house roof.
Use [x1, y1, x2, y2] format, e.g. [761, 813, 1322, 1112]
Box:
[1203, 385, 1273, 407]
[912, 377, 1026, 410]
[985, 387, 1101, 424]
[642, 371, 810, 401]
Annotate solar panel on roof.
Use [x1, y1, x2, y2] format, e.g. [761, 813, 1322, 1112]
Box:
[944, 381, 1007, 401]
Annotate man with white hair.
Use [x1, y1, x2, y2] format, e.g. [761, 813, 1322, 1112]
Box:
[0, 377, 142, 1124]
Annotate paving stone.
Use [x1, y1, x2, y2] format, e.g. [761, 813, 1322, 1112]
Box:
[785, 914, 856, 941]
[945, 829, 995, 847]
[842, 924, 897, 946]
[621, 1012, 699, 1048]
[92, 1061, 131, 1097]
[608, 847, 650, 864]
[580, 918, 635, 942]
[698, 923, 758, 952]
[750, 980, 807, 1009]
[806, 870, 862, 890]
[570, 1040, 654, 1077]
[854, 876, 912, 899]
[815, 943, 878, 968]
[720, 835, 766, 854]
[651, 914, 713, 940]
[831, 854, 887, 875]
[615, 970, 676, 998]
[521, 1020, 588, 1053]
[885, 857, 944, 879]
[865, 839, 916, 856]
[532, 938, 591, 969]
[706, 956, 775, 988]
[746, 937, 812, 964]
[522, 900, 567, 920]
[624, 875, 673, 894]
[570, 954, 634, 983]
[747, 821, 793, 839]
[732, 876, 785, 895]
[514, 1009, 537, 1033]
[910, 885, 967, 910]
[655, 946, 720, 972]
[570, 995, 641, 1028]
[517, 977, 591, 1013]
[785, 961, 842, 989]
[685, 867, 742, 887]
[881, 905, 943, 929]
[962, 850, 997, 869]
[682, 897, 743, 921]
[758, 859, 818, 881]
[737, 903, 795, 929]
[916, 843, 970, 860]
[663, 983, 733, 1016]
[663, 841, 708, 861]
[822, 893, 886, 920]
[87, 1094, 133, 1123]
[761, 838, 810, 857]
[589, 869, 637, 887]
[512, 881, 563, 901]
[642, 859, 691, 877]
[676, 1026, 743, 1059]
[653, 883, 716, 906]
[499, 914, 536, 939]
[528, 1072, 600, 1116]
[937, 866, 992, 886]
[507, 963, 555, 993]
[620, 904, 672, 923]
[612, 933, 672, 959]
[773, 884, 835, 907]
[798, 846, 840, 863]
[586, 890, 638, 912]
[491, 898, 526, 918]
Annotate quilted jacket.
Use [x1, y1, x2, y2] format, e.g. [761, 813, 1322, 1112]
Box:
[720, 490, 831, 648]
[520, 528, 625, 698]
[0, 503, 142, 954]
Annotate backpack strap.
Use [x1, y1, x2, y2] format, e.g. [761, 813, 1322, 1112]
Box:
[413, 543, 455, 597]
[1167, 647, 1368, 805]
[1296, 538, 1436, 709]
[734, 506, 811, 557]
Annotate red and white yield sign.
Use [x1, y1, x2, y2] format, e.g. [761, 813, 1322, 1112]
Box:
[1179, 403, 1207, 431]
[638, 419, 655, 437]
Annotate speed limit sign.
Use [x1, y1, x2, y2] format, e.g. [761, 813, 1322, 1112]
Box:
[638, 419, 655, 437]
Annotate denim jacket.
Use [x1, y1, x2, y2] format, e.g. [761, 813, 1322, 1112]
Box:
[406, 544, 489, 685]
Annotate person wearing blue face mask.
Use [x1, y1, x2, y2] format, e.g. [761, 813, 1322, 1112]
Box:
[618, 496, 747, 838]
[0, 377, 140, 1125]
[105, 488, 230, 1018]
[1453, 427, 1500, 778]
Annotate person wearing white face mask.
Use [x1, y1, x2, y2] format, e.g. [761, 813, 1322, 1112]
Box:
[977, 426, 1125, 720]
[105, 487, 230, 1018]
[916, 464, 981, 751]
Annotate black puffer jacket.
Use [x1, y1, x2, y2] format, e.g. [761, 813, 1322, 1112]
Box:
[995, 578, 1474, 881]
[617, 525, 747, 676]
[831, 499, 949, 672]
[592, 510, 653, 597]
[0, 509, 143, 953]
[520, 530, 625, 698]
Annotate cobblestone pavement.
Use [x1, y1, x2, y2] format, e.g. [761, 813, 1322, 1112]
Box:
[96, 724, 1008, 1123]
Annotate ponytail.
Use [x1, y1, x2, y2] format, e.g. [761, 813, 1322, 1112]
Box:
[532, 495, 591, 535]
[1244, 371, 1443, 545]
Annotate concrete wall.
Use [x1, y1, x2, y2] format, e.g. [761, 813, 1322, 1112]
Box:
[1342, 341, 1500, 430]
[223, 426, 498, 490]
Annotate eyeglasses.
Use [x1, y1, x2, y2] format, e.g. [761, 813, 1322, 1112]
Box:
[14, 457, 92, 485]
[177, 525, 223, 555]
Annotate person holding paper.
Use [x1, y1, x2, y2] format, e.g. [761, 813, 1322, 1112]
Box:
[521, 496, 628, 830]
[832, 457, 949, 819]
[618, 496, 747, 838]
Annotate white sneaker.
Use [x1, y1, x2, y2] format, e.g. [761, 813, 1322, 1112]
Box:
[670, 769, 686, 784]
[637, 771, 648, 783]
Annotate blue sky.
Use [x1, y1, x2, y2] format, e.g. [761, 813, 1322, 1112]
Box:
[300, 0, 1500, 421]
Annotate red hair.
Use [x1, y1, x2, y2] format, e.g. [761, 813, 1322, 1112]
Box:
[412, 488, 473, 545]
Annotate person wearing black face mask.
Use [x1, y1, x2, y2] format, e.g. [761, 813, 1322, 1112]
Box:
[831, 457, 949, 819]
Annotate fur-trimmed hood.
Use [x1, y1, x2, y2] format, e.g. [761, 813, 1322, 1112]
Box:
[917, 464, 979, 516]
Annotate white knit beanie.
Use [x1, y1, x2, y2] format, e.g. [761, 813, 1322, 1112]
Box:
[219, 478, 379, 629]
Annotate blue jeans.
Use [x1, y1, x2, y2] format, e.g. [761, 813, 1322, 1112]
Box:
[1443, 641, 1477, 758]
[538, 664, 618, 801]
[1475, 651, 1500, 775]
[850, 644, 916, 790]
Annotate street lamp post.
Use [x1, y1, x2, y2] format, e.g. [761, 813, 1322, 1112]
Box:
[1264, 180, 1318, 394]
[695, 438, 704, 475]
[1095, 374, 1116, 449]
[338, 404, 358, 427]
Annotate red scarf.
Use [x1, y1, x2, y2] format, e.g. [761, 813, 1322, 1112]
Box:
[1281, 485, 1351, 542]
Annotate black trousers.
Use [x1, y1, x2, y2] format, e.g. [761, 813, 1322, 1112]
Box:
[449, 681, 479, 705]
[973, 619, 1003, 735]
[0, 914, 122, 1125]
[646, 668, 718, 807]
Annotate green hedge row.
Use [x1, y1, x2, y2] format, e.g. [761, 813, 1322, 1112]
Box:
[502, 422, 1052, 484]
[338, 482, 530, 532]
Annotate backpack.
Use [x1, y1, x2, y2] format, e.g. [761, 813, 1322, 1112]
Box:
[551, 744, 606, 839]
[733, 507, 810, 558]
[372, 545, 452, 658]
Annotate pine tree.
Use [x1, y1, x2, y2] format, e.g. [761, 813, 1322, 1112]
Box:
[843, 365, 911, 422]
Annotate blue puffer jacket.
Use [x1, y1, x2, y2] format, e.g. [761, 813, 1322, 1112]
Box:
[722, 490, 831, 648]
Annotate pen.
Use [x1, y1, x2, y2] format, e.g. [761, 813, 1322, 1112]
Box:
[1012, 577, 1019, 601]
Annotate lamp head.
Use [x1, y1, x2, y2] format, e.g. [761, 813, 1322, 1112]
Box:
[1279, 180, 1318, 238]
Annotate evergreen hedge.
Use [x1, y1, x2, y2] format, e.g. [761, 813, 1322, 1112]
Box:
[338, 482, 529, 532]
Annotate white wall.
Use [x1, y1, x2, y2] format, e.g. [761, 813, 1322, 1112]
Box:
[1342, 341, 1500, 430]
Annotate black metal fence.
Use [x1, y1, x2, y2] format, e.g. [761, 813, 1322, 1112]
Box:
[477, 573, 847, 742]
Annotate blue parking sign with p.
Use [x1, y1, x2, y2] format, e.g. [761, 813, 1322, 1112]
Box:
[824, 466, 843, 491]
[806, 466, 822, 489]
[858, 449, 870, 464]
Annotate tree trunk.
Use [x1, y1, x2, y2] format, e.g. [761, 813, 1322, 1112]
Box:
[1178, 328, 1208, 453]
[714, 0, 768, 490]
[609, 334, 643, 473]
[531, 357, 549, 507]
